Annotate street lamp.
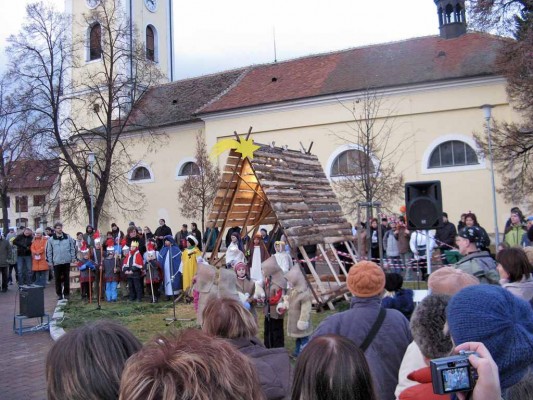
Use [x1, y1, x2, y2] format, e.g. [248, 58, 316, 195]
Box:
[88, 152, 96, 228]
[480, 104, 500, 249]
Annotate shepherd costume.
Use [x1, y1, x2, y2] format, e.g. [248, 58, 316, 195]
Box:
[158, 235, 182, 297]
[145, 242, 163, 302]
[276, 264, 313, 357]
[261, 256, 288, 349]
[103, 239, 120, 302]
[78, 241, 96, 300]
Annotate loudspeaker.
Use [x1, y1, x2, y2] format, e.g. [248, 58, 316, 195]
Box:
[19, 285, 45, 318]
[405, 181, 443, 230]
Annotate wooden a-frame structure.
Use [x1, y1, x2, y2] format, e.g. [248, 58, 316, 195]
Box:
[206, 137, 358, 309]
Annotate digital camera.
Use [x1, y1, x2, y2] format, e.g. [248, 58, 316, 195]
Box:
[430, 351, 478, 395]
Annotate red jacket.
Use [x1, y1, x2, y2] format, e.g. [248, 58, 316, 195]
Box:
[399, 367, 449, 400]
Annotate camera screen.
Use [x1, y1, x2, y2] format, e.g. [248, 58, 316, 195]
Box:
[441, 366, 471, 393]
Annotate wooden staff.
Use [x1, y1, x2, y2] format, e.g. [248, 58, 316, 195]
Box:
[97, 242, 103, 309]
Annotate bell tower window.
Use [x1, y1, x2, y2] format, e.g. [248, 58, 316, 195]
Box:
[89, 23, 102, 61]
[146, 25, 155, 61]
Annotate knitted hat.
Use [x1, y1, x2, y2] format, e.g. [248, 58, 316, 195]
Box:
[346, 261, 385, 298]
[447, 285, 533, 389]
[234, 262, 247, 272]
[458, 226, 482, 247]
[428, 267, 480, 295]
[410, 294, 452, 359]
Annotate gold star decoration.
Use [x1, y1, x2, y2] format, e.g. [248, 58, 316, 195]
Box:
[211, 136, 261, 160]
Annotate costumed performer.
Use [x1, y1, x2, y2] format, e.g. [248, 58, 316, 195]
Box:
[78, 241, 96, 301]
[158, 235, 182, 301]
[274, 240, 293, 273]
[182, 235, 201, 291]
[234, 262, 256, 317]
[144, 242, 163, 303]
[261, 256, 288, 349]
[226, 231, 245, 268]
[123, 240, 143, 302]
[102, 239, 120, 302]
[246, 232, 269, 283]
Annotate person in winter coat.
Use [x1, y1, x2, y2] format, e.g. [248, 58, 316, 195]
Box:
[190, 222, 202, 251]
[312, 261, 412, 400]
[409, 230, 436, 281]
[276, 264, 313, 357]
[463, 213, 491, 253]
[153, 219, 172, 251]
[202, 297, 292, 400]
[13, 227, 34, 285]
[435, 212, 457, 254]
[496, 247, 533, 302]
[454, 226, 499, 284]
[399, 294, 452, 400]
[31, 228, 49, 287]
[0, 234, 12, 292]
[78, 242, 96, 301]
[381, 272, 414, 320]
[203, 222, 219, 252]
[394, 217, 411, 276]
[503, 211, 527, 247]
[46, 222, 77, 300]
[384, 221, 401, 272]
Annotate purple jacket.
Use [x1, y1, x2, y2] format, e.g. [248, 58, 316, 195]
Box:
[312, 296, 412, 400]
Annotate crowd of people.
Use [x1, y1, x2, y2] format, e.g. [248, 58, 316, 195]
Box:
[1, 207, 532, 399]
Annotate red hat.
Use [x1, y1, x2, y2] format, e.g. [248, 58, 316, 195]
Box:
[234, 262, 247, 272]
[80, 241, 89, 253]
[147, 242, 156, 253]
[94, 230, 101, 244]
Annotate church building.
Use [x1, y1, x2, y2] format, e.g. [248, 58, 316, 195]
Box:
[64, 0, 520, 237]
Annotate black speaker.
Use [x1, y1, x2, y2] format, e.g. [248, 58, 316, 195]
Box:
[405, 181, 443, 230]
[19, 285, 45, 318]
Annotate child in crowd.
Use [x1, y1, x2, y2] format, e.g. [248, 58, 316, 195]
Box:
[234, 262, 256, 313]
[103, 239, 120, 302]
[123, 241, 143, 302]
[78, 242, 96, 301]
[381, 272, 415, 320]
[144, 242, 163, 303]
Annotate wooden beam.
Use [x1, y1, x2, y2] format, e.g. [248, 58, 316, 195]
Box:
[299, 246, 334, 310]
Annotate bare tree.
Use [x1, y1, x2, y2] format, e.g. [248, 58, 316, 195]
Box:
[332, 91, 405, 219]
[468, 0, 533, 208]
[0, 76, 41, 232]
[178, 132, 220, 232]
[6, 0, 165, 229]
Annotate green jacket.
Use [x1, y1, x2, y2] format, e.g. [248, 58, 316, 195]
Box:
[504, 225, 526, 247]
[454, 251, 499, 285]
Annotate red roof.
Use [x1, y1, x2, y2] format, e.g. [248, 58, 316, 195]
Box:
[7, 159, 59, 190]
[198, 33, 505, 114]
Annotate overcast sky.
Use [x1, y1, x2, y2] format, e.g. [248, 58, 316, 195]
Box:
[0, 0, 440, 80]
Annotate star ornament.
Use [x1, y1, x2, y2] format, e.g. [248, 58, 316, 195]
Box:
[211, 136, 260, 160]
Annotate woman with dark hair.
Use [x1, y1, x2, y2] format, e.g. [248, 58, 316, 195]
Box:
[202, 297, 291, 400]
[291, 334, 378, 400]
[496, 247, 533, 302]
[368, 218, 381, 262]
[464, 213, 491, 252]
[46, 320, 142, 400]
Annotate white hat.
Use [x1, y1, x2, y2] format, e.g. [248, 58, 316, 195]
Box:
[187, 235, 199, 246]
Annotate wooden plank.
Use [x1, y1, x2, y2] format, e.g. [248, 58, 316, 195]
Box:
[299, 246, 335, 310]
[318, 244, 350, 301]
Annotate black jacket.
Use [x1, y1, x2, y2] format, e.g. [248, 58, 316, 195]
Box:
[13, 234, 33, 257]
[435, 221, 457, 249]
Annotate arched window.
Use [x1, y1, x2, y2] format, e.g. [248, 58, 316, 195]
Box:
[89, 23, 102, 60]
[179, 161, 200, 176]
[146, 25, 155, 61]
[330, 149, 375, 177]
[131, 166, 152, 181]
[428, 140, 479, 169]
[454, 4, 463, 22]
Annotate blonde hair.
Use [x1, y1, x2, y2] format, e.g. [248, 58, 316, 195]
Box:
[119, 329, 265, 400]
[202, 297, 258, 339]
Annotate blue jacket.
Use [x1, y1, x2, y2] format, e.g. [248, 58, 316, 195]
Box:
[312, 296, 412, 400]
[381, 288, 415, 320]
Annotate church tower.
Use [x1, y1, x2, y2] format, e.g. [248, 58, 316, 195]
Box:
[64, 0, 174, 129]
[67, 0, 174, 81]
[434, 0, 467, 39]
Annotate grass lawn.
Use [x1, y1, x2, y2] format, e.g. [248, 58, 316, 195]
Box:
[58, 281, 425, 353]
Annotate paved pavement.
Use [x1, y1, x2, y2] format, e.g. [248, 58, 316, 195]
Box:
[0, 281, 58, 400]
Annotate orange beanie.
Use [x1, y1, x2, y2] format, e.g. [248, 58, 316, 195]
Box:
[347, 261, 385, 297]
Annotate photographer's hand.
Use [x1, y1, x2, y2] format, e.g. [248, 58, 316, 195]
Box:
[455, 342, 501, 400]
